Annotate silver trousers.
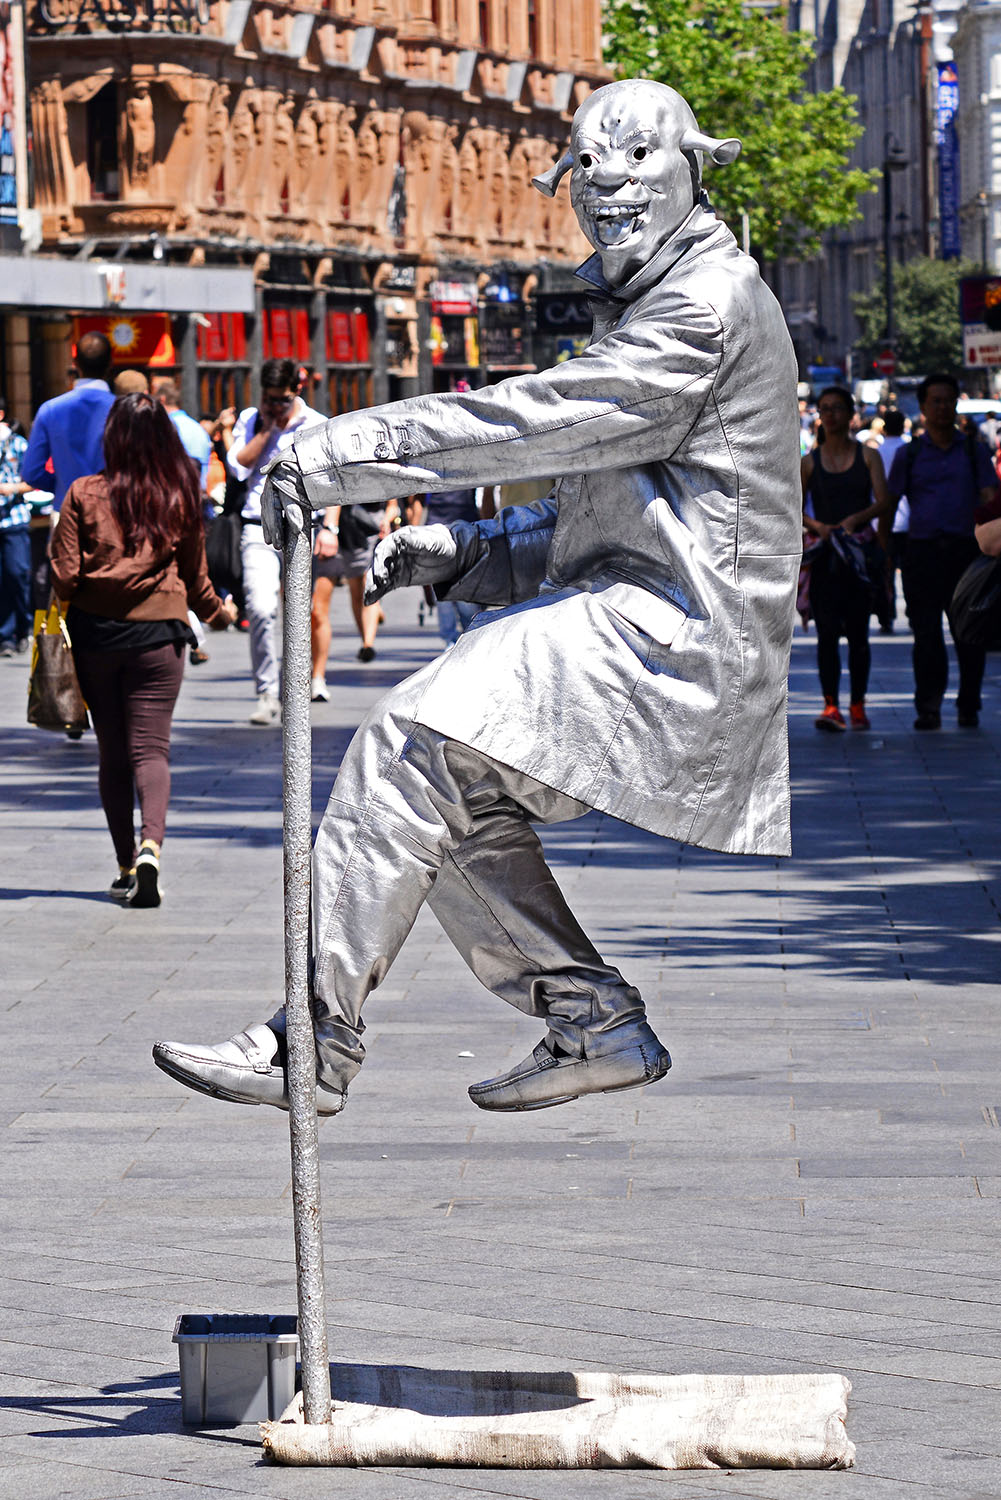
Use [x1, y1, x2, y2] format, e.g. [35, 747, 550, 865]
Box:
[272, 669, 645, 1094]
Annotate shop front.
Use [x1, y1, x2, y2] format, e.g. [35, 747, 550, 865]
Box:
[0, 254, 255, 423]
[426, 278, 481, 393]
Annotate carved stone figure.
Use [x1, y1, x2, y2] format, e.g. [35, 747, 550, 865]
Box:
[229, 91, 256, 210]
[309, 100, 341, 232]
[32, 80, 75, 210]
[508, 136, 537, 252]
[124, 83, 155, 197]
[203, 82, 230, 205]
[272, 94, 296, 215]
[354, 112, 379, 226]
[489, 129, 510, 240]
[335, 103, 357, 222]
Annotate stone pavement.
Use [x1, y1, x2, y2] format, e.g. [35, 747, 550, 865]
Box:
[1, 589, 1000, 1500]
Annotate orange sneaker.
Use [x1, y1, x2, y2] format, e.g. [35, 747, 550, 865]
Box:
[849, 701, 871, 730]
[815, 699, 846, 732]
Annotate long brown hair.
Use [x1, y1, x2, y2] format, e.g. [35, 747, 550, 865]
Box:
[103, 392, 202, 554]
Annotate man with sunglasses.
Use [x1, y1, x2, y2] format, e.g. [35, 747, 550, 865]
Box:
[229, 357, 322, 725]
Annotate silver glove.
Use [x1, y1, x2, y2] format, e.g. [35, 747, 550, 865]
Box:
[260, 457, 313, 551]
[364, 524, 459, 605]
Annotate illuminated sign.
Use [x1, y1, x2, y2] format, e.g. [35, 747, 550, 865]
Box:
[959, 275, 1001, 366]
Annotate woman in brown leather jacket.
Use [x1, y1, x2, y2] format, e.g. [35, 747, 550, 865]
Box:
[51, 393, 236, 906]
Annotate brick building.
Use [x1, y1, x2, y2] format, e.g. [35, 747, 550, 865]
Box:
[3, 0, 607, 423]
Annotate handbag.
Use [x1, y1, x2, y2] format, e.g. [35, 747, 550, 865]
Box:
[950, 553, 1001, 650]
[27, 603, 90, 734]
[205, 510, 244, 595]
[337, 504, 383, 551]
[825, 527, 888, 613]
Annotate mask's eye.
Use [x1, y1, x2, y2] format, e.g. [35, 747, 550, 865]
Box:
[630, 146, 650, 163]
[577, 152, 594, 169]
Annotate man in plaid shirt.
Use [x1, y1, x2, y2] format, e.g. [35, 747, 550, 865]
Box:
[0, 397, 31, 656]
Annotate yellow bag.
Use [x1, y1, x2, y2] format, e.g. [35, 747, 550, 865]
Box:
[27, 602, 90, 735]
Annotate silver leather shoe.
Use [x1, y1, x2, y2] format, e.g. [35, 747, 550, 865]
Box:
[152, 1023, 345, 1115]
[468, 1019, 671, 1112]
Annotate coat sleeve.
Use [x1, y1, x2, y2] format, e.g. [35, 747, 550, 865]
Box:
[437, 497, 558, 607]
[226, 408, 258, 482]
[290, 294, 723, 509]
[49, 486, 81, 601]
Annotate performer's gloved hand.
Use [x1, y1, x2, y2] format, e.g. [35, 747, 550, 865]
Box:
[364, 525, 458, 604]
[260, 457, 313, 551]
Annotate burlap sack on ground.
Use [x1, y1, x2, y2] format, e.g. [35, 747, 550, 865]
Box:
[261, 1366, 854, 1469]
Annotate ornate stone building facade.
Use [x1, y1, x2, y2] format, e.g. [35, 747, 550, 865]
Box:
[15, 0, 607, 416]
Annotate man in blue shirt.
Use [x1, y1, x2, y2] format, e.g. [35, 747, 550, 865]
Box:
[156, 379, 212, 490]
[22, 331, 115, 510]
[887, 372, 998, 729]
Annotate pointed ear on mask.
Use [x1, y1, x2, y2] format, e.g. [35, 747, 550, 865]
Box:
[532, 151, 573, 198]
[680, 130, 741, 165]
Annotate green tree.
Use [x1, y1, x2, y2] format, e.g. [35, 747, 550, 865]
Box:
[602, 0, 876, 260]
[852, 256, 976, 377]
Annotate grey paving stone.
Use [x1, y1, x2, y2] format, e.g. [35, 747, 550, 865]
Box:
[1, 609, 1000, 1497]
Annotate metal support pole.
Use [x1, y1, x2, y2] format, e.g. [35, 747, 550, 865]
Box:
[883, 161, 895, 356]
[282, 496, 332, 1427]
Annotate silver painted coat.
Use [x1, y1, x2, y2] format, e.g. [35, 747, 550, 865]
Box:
[293, 202, 801, 855]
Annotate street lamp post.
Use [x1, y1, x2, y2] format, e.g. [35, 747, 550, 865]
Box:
[882, 133, 909, 380]
[976, 189, 990, 270]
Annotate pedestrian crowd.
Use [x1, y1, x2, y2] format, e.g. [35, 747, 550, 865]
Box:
[798, 372, 1001, 734]
[3, 332, 1000, 910]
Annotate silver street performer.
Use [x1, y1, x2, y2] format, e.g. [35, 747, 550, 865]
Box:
[154, 80, 801, 1116]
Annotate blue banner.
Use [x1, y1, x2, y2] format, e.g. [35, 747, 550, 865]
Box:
[0, 19, 17, 226]
[937, 62, 961, 260]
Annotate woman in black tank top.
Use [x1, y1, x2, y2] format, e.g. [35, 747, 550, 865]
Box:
[801, 387, 892, 731]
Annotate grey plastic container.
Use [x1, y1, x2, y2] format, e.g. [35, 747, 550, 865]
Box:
[173, 1313, 299, 1425]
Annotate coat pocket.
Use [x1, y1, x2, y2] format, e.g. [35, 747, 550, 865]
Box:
[595, 581, 688, 647]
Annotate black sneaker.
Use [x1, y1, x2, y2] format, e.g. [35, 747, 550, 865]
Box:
[957, 710, 979, 729]
[109, 868, 137, 901]
[913, 711, 941, 731]
[357, 645, 376, 663]
[131, 841, 161, 908]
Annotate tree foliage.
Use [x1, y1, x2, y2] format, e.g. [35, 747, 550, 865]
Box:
[852, 256, 976, 377]
[602, 0, 876, 260]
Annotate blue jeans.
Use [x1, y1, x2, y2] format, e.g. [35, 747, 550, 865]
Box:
[0, 525, 31, 647]
[437, 598, 480, 646]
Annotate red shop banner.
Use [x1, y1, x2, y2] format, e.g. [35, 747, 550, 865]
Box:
[263, 306, 311, 362]
[196, 313, 247, 363]
[325, 309, 370, 365]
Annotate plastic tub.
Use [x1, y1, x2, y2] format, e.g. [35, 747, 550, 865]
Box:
[173, 1313, 299, 1425]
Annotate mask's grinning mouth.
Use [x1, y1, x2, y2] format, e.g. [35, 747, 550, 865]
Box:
[586, 201, 646, 246]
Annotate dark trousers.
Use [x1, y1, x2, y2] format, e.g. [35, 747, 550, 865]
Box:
[73, 641, 186, 868]
[901, 535, 985, 717]
[809, 548, 872, 704]
[0, 525, 32, 646]
[30, 521, 51, 611]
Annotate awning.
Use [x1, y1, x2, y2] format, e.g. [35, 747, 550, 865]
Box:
[0, 256, 256, 313]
